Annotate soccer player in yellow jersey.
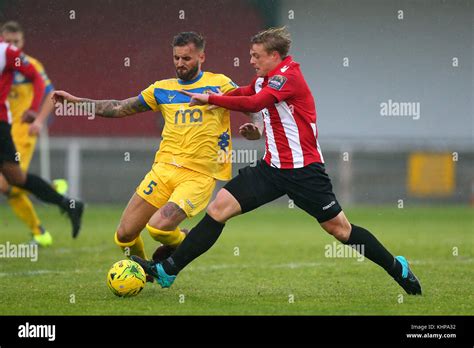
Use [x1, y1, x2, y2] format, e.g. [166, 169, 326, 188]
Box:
[53, 32, 239, 271]
[0, 21, 60, 247]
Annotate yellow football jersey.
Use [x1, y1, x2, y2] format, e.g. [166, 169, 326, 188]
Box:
[8, 55, 54, 138]
[139, 71, 237, 181]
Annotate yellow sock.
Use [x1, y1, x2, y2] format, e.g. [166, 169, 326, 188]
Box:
[8, 187, 43, 236]
[114, 232, 147, 259]
[147, 224, 185, 248]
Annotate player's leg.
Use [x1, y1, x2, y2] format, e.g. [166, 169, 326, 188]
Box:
[1, 175, 52, 246]
[320, 211, 421, 295]
[147, 168, 216, 261]
[132, 160, 285, 287]
[146, 202, 188, 261]
[4, 134, 52, 246]
[286, 162, 421, 295]
[0, 161, 84, 238]
[119, 162, 173, 259]
[114, 193, 158, 259]
[0, 123, 84, 237]
[133, 187, 243, 287]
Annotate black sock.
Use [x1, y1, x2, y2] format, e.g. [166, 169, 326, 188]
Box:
[21, 173, 69, 209]
[162, 214, 225, 275]
[344, 224, 402, 278]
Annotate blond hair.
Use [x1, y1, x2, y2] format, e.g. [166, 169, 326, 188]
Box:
[250, 26, 291, 58]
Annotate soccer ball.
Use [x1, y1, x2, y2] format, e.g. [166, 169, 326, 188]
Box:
[107, 259, 146, 297]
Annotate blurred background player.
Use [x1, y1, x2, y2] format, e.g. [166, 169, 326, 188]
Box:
[53, 32, 245, 278]
[0, 21, 67, 247]
[0, 33, 84, 239]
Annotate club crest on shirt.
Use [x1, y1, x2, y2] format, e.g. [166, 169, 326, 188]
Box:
[268, 75, 287, 91]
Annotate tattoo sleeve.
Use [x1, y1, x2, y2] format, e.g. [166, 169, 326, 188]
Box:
[82, 96, 149, 118]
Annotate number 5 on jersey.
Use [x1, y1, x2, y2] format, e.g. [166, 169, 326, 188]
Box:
[143, 180, 157, 195]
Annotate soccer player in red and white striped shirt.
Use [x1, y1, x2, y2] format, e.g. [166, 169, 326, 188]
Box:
[132, 27, 422, 295]
[0, 41, 84, 238]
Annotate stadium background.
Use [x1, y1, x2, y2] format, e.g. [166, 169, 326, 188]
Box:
[0, 0, 472, 206]
[0, 0, 473, 323]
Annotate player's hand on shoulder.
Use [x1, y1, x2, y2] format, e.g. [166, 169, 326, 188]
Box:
[239, 123, 261, 140]
[52, 90, 81, 104]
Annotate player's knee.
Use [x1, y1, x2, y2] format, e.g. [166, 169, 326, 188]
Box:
[3, 172, 23, 187]
[148, 203, 186, 231]
[115, 224, 136, 244]
[321, 214, 351, 242]
[0, 176, 10, 195]
[207, 199, 230, 223]
[329, 226, 351, 242]
[148, 217, 177, 231]
[207, 189, 241, 223]
[206, 201, 221, 220]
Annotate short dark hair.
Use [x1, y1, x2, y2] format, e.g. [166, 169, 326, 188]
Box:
[251, 26, 291, 58]
[1, 20, 23, 34]
[172, 32, 205, 51]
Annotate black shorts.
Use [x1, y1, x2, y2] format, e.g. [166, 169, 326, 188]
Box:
[224, 160, 342, 223]
[0, 122, 18, 165]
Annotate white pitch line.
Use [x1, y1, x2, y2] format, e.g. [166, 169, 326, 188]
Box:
[52, 246, 110, 254]
[0, 259, 471, 278]
[0, 269, 84, 277]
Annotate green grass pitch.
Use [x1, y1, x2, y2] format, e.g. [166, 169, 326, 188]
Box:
[0, 204, 472, 315]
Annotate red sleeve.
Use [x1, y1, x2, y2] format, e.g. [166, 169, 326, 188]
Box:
[224, 84, 255, 97]
[264, 73, 296, 102]
[6, 46, 45, 111]
[209, 89, 276, 113]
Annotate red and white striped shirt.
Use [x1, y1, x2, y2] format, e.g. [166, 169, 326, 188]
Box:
[0, 42, 44, 124]
[209, 56, 323, 169]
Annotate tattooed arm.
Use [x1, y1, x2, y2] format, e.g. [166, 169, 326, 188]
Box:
[82, 96, 150, 118]
[52, 91, 150, 118]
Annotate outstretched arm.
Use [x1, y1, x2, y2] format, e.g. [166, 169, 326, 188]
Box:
[224, 85, 254, 97]
[180, 89, 276, 113]
[52, 91, 149, 118]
